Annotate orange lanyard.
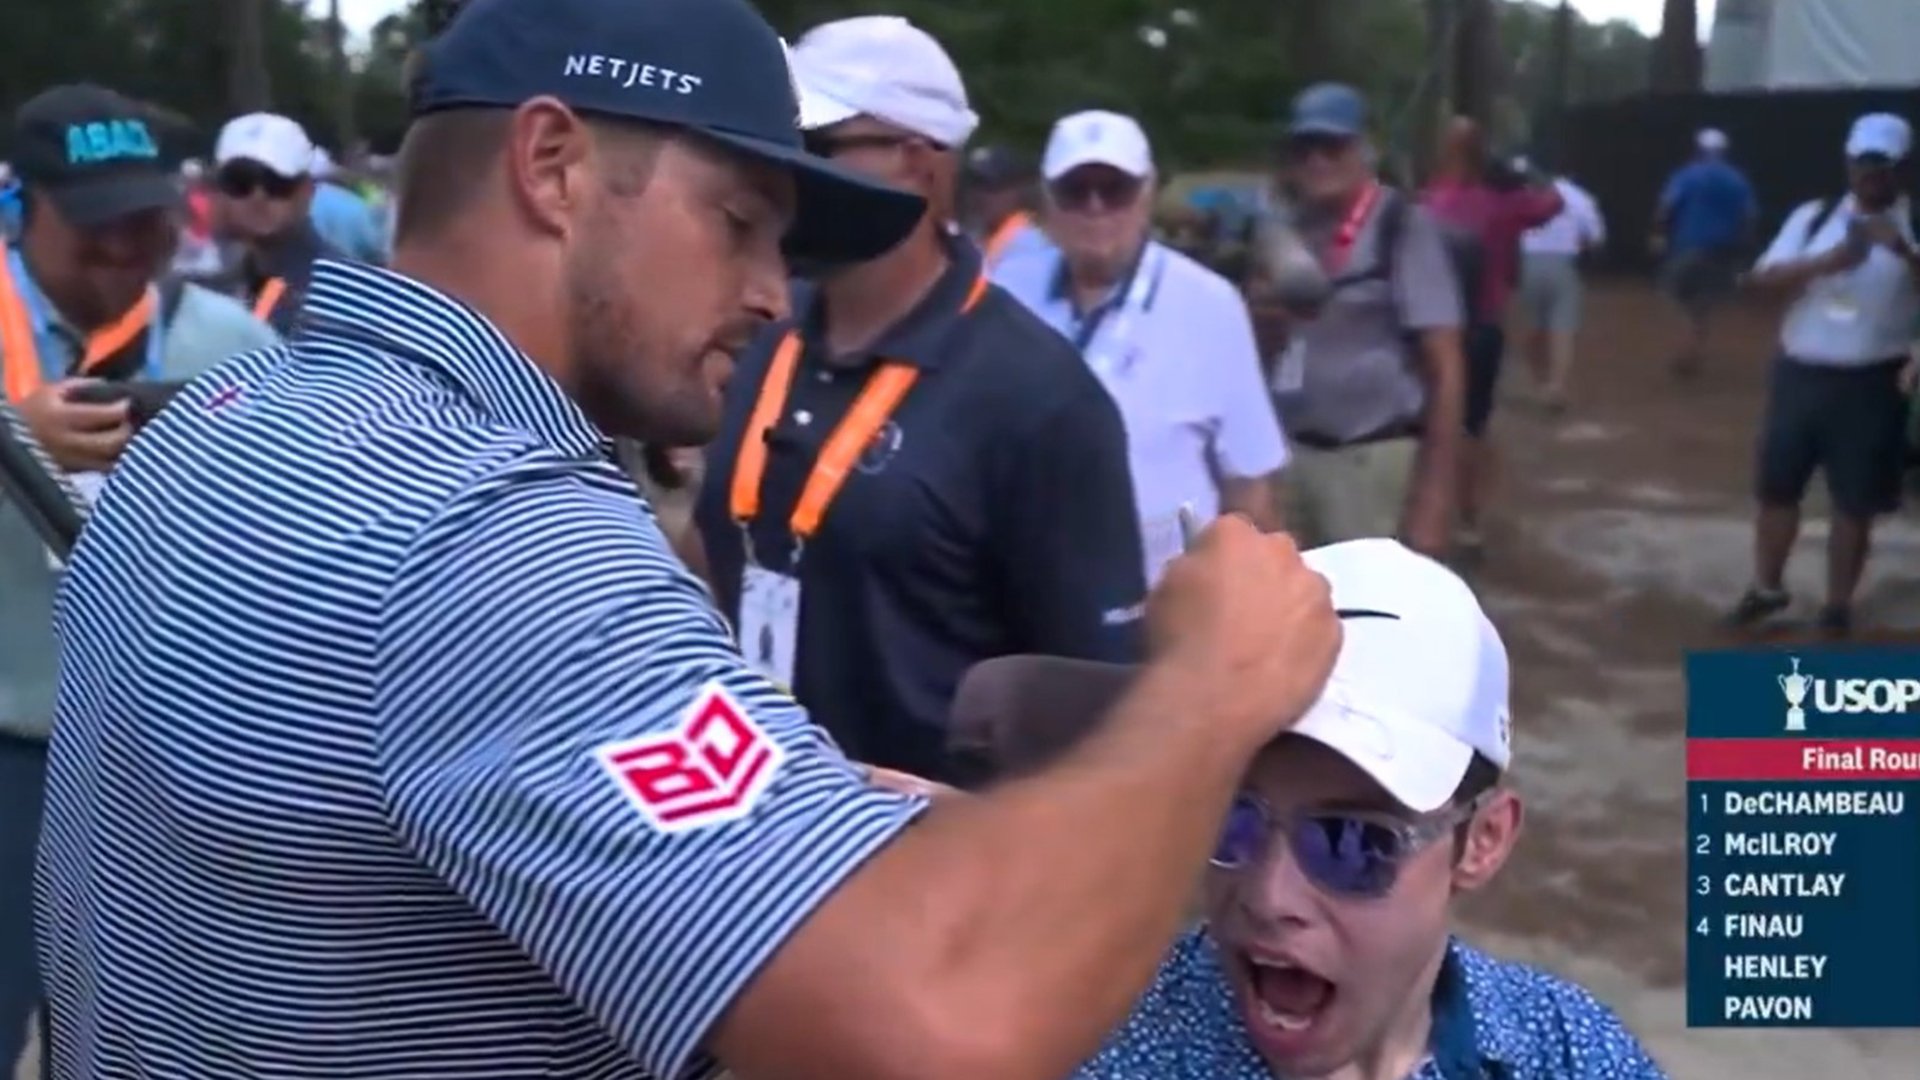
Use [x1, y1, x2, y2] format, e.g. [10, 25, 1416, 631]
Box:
[253, 277, 287, 321]
[0, 252, 156, 404]
[730, 274, 989, 546]
[982, 211, 1031, 265]
[1325, 183, 1381, 275]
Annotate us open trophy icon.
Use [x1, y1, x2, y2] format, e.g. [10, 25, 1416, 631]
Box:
[1778, 656, 1809, 732]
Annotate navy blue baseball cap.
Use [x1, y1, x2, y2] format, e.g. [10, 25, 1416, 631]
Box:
[410, 0, 926, 264]
[1287, 83, 1369, 139]
[13, 85, 180, 227]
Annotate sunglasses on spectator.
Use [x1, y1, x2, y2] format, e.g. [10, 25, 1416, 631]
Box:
[1211, 790, 1491, 899]
[803, 130, 934, 159]
[1049, 172, 1143, 212]
[217, 165, 302, 199]
[1286, 133, 1358, 162]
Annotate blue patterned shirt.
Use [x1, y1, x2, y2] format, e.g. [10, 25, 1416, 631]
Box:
[1077, 930, 1669, 1079]
[37, 259, 926, 1078]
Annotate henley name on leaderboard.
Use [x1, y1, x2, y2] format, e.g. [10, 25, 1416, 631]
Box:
[1721, 790, 1905, 815]
[1724, 954, 1828, 980]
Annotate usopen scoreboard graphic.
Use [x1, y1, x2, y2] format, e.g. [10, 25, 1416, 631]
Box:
[1686, 649, 1920, 1028]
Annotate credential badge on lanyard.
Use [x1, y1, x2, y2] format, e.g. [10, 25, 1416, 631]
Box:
[1080, 246, 1164, 381]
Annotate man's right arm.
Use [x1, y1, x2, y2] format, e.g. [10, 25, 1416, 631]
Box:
[377, 460, 1339, 1080]
[1390, 207, 1465, 558]
[1746, 202, 1856, 292]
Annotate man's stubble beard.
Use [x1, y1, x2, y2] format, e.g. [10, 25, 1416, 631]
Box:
[564, 240, 717, 449]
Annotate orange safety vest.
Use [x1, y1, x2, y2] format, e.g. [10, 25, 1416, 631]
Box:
[0, 251, 157, 404]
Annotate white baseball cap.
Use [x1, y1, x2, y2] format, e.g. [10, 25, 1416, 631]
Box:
[1042, 110, 1153, 182]
[1846, 112, 1912, 161]
[1696, 128, 1729, 153]
[215, 112, 316, 179]
[790, 16, 979, 147]
[949, 539, 1512, 813]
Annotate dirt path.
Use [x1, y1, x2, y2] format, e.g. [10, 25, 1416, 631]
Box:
[1459, 280, 1920, 1077]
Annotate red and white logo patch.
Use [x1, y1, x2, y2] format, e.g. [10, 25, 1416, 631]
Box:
[596, 681, 785, 833]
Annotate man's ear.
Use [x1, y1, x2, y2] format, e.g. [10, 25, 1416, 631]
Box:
[1451, 789, 1521, 892]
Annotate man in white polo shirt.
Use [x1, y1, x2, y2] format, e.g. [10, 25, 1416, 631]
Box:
[1728, 112, 1920, 636]
[1515, 158, 1605, 411]
[994, 111, 1287, 585]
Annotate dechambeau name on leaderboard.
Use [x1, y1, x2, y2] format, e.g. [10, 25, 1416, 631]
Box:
[1720, 789, 1906, 815]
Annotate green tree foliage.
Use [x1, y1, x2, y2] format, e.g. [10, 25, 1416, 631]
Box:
[0, 0, 1653, 170]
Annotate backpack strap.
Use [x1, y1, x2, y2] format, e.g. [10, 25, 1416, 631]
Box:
[158, 276, 189, 328]
[1799, 199, 1837, 252]
[1326, 189, 1407, 288]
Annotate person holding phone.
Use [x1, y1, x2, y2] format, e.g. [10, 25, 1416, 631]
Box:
[0, 83, 277, 1079]
[34, 2, 1343, 1078]
[1729, 113, 1920, 636]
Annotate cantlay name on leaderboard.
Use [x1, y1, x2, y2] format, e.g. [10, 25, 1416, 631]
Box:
[1721, 872, 1844, 897]
[1724, 954, 1827, 980]
[1722, 831, 1836, 857]
[1803, 745, 1920, 772]
[1722, 790, 1904, 815]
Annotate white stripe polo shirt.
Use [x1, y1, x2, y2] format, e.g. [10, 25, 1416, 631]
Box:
[993, 241, 1289, 584]
[35, 260, 925, 1079]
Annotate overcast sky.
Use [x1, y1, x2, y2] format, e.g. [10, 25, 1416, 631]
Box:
[335, 0, 1716, 41]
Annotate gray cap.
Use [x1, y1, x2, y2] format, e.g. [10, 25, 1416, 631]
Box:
[1287, 82, 1368, 139]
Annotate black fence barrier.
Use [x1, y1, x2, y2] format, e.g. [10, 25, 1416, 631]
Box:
[1550, 86, 1920, 273]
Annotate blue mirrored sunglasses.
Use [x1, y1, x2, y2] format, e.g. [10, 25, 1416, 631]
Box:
[1211, 792, 1489, 899]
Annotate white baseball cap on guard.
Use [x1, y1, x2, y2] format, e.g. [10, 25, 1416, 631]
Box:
[949, 538, 1512, 813]
[789, 16, 979, 147]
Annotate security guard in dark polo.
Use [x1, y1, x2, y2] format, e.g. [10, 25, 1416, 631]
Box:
[694, 15, 1146, 785]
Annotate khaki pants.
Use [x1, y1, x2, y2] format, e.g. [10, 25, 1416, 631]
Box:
[1284, 438, 1417, 549]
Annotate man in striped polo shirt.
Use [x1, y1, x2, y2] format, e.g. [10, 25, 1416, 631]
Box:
[34, 1, 1343, 1078]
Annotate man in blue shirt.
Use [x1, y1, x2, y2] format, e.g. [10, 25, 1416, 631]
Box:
[953, 540, 1668, 1080]
[1, 82, 275, 1079]
[308, 148, 388, 264]
[35, 1, 1344, 1077]
[1654, 128, 1757, 377]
